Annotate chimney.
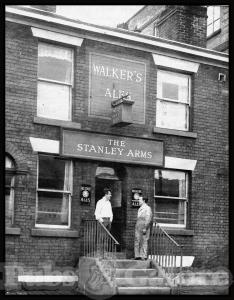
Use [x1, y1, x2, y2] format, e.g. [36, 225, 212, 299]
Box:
[156, 5, 207, 48]
[30, 5, 56, 13]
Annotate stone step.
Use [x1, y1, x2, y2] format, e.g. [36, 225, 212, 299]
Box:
[116, 268, 159, 278]
[117, 286, 171, 295]
[114, 259, 151, 269]
[116, 277, 166, 287]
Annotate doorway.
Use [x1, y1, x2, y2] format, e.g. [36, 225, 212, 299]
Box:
[95, 166, 124, 249]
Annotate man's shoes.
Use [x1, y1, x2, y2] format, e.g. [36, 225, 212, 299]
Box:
[141, 258, 147, 260]
[134, 257, 142, 260]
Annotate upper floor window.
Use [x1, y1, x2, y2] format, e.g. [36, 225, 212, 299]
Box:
[207, 6, 221, 37]
[5, 155, 16, 227]
[36, 155, 73, 228]
[154, 170, 188, 228]
[37, 43, 73, 121]
[156, 70, 191, 131]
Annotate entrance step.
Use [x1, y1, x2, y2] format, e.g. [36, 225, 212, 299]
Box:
[117, 286, 171, 295]
[115, 259, 151, 269]
[116, 277, 166, 287]
[115, 259, 171, 295]
[116, 268, 159, 278]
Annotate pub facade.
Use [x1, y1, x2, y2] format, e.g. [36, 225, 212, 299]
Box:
[5, 5, 228, 287]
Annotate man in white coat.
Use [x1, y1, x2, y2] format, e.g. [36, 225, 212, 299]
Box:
[134, 196, 152, 260]
[94, 187, 113, 231]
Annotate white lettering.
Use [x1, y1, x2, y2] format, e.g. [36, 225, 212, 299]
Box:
[105, 88, 112, 98]
[117, 148, 124, 155]
[147, 152, 152, 159]
[136, 72, 142, 83]
[120, 69, 126, 80]
[108, 139, 114, 146]
[83, 144, 89, 151]
[104, 147, 111, 155]
[93, 64, 100, 75]
[127, 149, 134, 157]
[127, 71, 133, 81]
[100, 66, 105, 76]
[111, 148, 117, 155]
[89, 145, 97, 153]
[113, 89, 118, 99]
[97, 146, 104, 153]
[134, 150, 140, 158]
[112, 68, 119, 79]
[77, 144, 83, 151]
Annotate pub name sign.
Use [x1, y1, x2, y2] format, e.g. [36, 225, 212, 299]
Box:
[61, 130, 164, 167]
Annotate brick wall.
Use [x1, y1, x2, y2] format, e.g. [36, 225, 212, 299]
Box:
[5, 21, 228, 269]
[127, 6, 207, 48]
[157, 6, 207, 47]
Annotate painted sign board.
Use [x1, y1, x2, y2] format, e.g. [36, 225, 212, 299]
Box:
[80, 185, 91, 205]
[61, 130, 164, 167]
[132, 188, 142, 208]
[89, 53, 146, 124]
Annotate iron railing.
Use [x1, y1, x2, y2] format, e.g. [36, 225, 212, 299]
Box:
[149, 222, 183, 290]
[82, 219, 120, 259]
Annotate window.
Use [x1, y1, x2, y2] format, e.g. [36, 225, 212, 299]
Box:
[36, 155, 73, 228]
[5, 155, 16, 227]
[156, 70, 191, 131]
[207, 6, 221, 37]
[154, 170, 188, 227]
[37, 43, 73, 121]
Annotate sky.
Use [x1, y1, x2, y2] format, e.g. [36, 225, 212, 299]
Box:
[56, 5, 144, 28]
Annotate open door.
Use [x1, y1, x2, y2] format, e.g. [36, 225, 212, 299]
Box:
[95, 167, 123, 249]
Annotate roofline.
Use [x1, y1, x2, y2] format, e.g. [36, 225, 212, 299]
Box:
[5, 6, 228, 66]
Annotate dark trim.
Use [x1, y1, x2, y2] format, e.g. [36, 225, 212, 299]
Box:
[34, 116, 81, 129]
[163, 228, 194, 236]
[31, 228, 79, 238]
[6, 169, 29, 175]
[153, 127, 197, 138]
[5, 227, 21, 235]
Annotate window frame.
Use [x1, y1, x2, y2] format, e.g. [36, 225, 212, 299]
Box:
[207, 6, 221, 37]
[37, 42, 74, 121]
[154, 169, 189, 228]
[5, 155, 16, 227]
[35, 154, 73, 229]
[156, 69, 191, 131]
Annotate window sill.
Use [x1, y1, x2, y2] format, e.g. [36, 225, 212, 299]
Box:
[153, 127, 197, 138]
[207, 28, 221, 40]
[163, 228, 194, 236]
[34, 116, 81, 130]
[6, 227, 21, 235]
[31, 228, 79, 238]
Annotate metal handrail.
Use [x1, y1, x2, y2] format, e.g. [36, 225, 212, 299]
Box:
[98, 220, 120, 245]
[149, 222, 183, 293]
[82, 218, 119, 259]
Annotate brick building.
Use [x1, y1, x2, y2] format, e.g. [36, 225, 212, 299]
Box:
[5, 5, 228, 291]
[121, 5, 229, 52]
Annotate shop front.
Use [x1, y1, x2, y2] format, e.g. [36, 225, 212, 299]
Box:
[60, 129, 164, 254]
